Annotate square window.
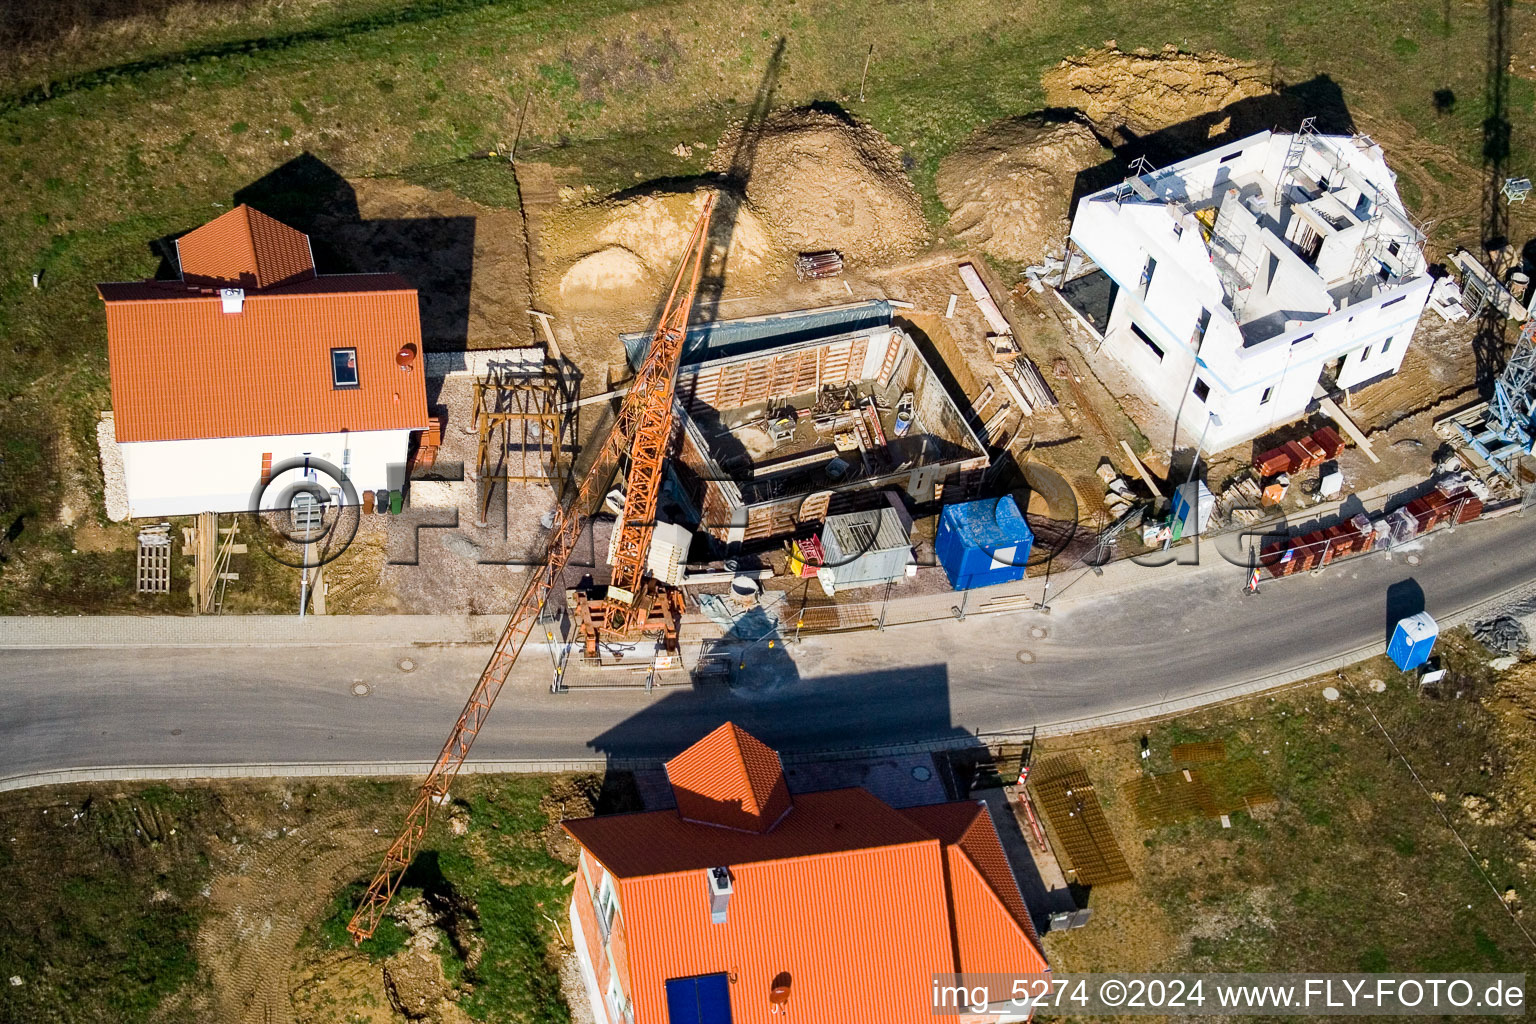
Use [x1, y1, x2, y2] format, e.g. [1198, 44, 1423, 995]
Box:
[1193, 378, 1211, 402]
[331, 348, 359, 388]
[1260, 386, 1273, 405]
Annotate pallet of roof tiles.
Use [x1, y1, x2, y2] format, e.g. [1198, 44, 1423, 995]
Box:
[1383, 506, 1419, 546]
[1312, 426, 1347, 459]
[1349, 514, 1376, 550]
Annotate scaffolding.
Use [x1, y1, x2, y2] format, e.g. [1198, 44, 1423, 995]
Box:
[1112, 155, 1158, 204]
[471, 361, 571, 527]
[1209, 191, 1258, 322]
[1446, 320, 1536, 482]
[1273, 116, 1319, 206]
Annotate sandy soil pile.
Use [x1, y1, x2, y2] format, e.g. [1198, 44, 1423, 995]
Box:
[544, 109, 924, 311]
[714, 108, 930, 266]
[1043, 46, 1274, 141]
[546, 188, 776, 309]
[936, 115, 1110, 264]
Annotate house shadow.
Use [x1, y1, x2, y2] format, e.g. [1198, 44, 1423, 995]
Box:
[143, 153, 478, 351]
[230, 154, 477, 350]
[584, 662, 1075, 933]
[1070, 73, 1358, 216]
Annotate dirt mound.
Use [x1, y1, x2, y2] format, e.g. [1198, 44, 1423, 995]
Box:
[547, 188, 776, 300]
[713, 108, 929, 265]
[937, 115, 1110, 264]
[1043, 46, 1274, 141]
[558, 246, 649, 306]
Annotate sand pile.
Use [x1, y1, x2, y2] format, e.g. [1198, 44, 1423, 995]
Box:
[1043, 46, 1274, 141]
[712, 108, 929, 266]
[936, 115, 1111, 264]
[550, 189, 776, 308]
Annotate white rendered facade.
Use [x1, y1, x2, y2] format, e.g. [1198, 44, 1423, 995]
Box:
[1067, 129, 1431, 453]
[120, 428, 413, 518]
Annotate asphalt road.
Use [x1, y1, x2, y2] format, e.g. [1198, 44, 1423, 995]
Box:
[2, 512, 1534, 779]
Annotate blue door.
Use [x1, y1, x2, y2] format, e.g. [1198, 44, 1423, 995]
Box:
[664, 973, 732, 1024]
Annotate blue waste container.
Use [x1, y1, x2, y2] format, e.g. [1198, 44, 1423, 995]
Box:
[1388, 611, 1438, 671]
[934, 496, 1034, 591]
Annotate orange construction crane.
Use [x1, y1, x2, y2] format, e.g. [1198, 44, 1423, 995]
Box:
[346, 193, 716, 943]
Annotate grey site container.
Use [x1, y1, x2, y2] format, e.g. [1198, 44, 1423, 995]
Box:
[819, 505, 913, 589]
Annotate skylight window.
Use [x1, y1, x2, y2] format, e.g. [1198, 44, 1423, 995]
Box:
[331, 348, 359, 388]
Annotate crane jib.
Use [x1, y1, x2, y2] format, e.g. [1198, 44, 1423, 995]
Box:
[345, 193, 718, 944]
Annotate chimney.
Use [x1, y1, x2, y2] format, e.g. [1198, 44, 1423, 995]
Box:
[220, 287, 245, 314]
[706, 866, 732, 924]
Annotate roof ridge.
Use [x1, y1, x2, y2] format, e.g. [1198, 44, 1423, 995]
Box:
[98, 284, 416, 305]
[946, 840, 1049, 962]
[611, 834, 946, 882]
[727, 722, 768, 818]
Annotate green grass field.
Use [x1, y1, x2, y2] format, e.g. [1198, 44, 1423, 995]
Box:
[1043, 629, 1536, 984]
[0, 0, 1530, 609]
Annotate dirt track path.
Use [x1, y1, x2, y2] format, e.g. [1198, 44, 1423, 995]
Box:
[197, 807, 385, 1024]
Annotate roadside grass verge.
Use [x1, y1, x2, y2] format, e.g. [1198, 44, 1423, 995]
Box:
[1042, 629, 1534, 978]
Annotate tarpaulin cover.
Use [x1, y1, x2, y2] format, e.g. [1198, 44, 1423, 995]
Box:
[620, 300, 894, 368]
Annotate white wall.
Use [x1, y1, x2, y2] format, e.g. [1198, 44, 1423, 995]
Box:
[1069, 138, 1432, 453]
[121, 428, 414, 518]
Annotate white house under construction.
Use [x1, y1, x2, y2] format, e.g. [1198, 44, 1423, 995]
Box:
[1060, 125, 1431, 453]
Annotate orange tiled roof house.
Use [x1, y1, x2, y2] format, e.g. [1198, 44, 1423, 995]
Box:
[564, 723, 1050, 1024]
[98, 204, 428, 517]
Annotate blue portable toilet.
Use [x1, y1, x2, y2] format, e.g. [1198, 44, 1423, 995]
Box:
[934, 496, 1034, 591]
[1388, 611, 1438, 671]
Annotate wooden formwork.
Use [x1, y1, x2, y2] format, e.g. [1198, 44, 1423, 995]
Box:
[676, 331, 900, 412]
[471, 362, 571, 525]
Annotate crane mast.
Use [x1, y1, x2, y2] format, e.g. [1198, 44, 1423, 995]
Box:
[346, 193, 716, 943]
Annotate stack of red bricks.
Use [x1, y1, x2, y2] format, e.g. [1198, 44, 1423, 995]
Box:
[1404, 482, 1482, 532]
[1254, 426, 1347, 477]
[1261, 480, 1483, 578]
[1262, 514, 1374, 577]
